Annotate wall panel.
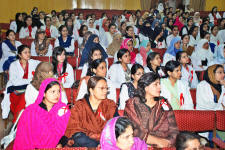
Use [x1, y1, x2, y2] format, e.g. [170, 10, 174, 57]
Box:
[205, 0, 225, 11]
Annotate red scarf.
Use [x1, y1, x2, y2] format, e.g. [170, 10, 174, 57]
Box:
[45, 27, 51, 38]
[28, 25, 32, 37]
[213, 14, 218, 25]
[20, 61, 29, 79]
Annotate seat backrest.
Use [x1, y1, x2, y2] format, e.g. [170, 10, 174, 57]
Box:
[64, 88, 72, 104]
[108, 58, 114, 69]
[75, 69, 82, 81]
[216, 111, 225, 131]
[116, 88, 120, 104]
[31, 56, 52, 62]
[19, 39, 34, 47]
[190, 89, 196, 109]
[174, 110, 215, 132]
[152, 48, 166, 62]
[67, 56, 77, 68]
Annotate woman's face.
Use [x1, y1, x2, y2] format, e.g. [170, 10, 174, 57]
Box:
[126, 27, 134, 36]
[93, 37, 99, 43]
[169, 20, 173, 26]
[215, 67, 225, 82]
[19, 48, 31, 61]
[132, 68, 144, 82]
[91, 50, 102, 60]
[188, 19, 193, 26]
[64, 13, 69, 19]
[79, 13, 84, 20]
[57, 51, 66, 64]
[150, 54, 161, 67]
[192, 27, 198, 36]
[204, 34, 210, 42]
[38, 33, 45, 40]
[203, 42, 209, 50]
[94, 62, 107, 77]
[179, 52, 189, 64]
[146, 42, 151, 51]
[18, 14, 23, 21]
[172, 27, 179, 36]
[182, 35, 190, 44]
[184, 139, 203, 150]
[116, 125, 134, 150]
[127, 41, 133, 51]
[213, 7, 217, 13]
[61, 27, 68, 37]
[89, 19, 94, 28]
[52, 16, 57, 23]
[203, 25, 208, 31]
[121, 23, 127, 30]
[145, 79, 161, 97]
[82, 26, 88, 35]
[212, 26, 218, 36]
[90, 79, 108, 100]
[174, 41, 181, 49]
[59, 15, 64, 21]
[67, 19, 73, 26]
[26, 18, 32, 26]
[109, 25, 116, 34]
[7, 32, 15, 41]
[120, 52, 131, 64]
[39, 13, 45, 19]
[45, 18, 51, 27]
[168, 66, 182, 80]
[138, 18, 144, 26]
[44, 84, 60, 105]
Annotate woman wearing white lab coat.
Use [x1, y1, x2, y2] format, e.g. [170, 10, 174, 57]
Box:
[54, 25, 75, 56]
[76, 59, 116, 102]
[191, 39, 214, 71]
[1, 45, 40, 119]
[40, 16, 59, 39]
[52, 46, 74, 88]
[9, 13, 24, 33]
[19, 16, 37, 39]
[160, 60, 194, 110]
[108, 49, 132, 88]
[176, 51, 199, 88]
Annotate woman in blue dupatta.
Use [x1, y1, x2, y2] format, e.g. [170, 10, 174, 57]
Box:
[79, 34, 108, 68]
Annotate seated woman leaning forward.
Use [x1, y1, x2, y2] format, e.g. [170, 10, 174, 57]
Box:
[124, 72, 179, 148]
[13, 78, 71, 150]
[100, 117, 148, 150]
[63, 76, 118, 147]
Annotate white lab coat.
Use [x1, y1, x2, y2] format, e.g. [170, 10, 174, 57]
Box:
[208, 13, 221, 25]
[25, 84, 68, 107]
[189, 35, 200, 47]
[9, 21, 17, 33]
[144, 66, 165, 77]
[180, 65, 199, 88]
[54, 38, 75, 53]
[88, 27, 99, 36]
[166, 35, 180, 47]
[163, 53, 176, 66]
[196, 81, 225, 110]
[108, 63, 132, 88]
[1, 59, 40, 119]
[30, 41, 53, 56]
[19, 26, 37, 39]
[160, 78, 194, 110]
[76, 78, 116, 103]
[40, 25, 59, 39]
[54, 63, 74, 88]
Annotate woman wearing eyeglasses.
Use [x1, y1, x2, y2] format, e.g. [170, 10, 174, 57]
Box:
[62, 76, 117, 148]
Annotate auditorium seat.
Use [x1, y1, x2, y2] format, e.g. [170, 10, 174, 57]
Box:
[31, 56, 52, 62]
[74, 69, 82, 81]
[64, 88, 73, 104]
[215, 111, 225, 131]
[107, 57, 114, 68]
[67, 56, 77, 68]
[19, 39, 34, 47]
[190, 89, 196, 109]
[152, 48, 166, 61]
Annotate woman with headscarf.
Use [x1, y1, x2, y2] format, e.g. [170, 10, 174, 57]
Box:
[100, 117, 148, 150]
[135, 40, 152, 66]
[152, 27, 166, 48]
[25, 62, 68, 107]
[79, 34, 108, 68]
[139, 21, 154, 43]
[212, 44, 225, 66]
[191, 39, 214, 71]
[151, 19, 160, 30]
[173, 16, 184, 32]
[208, 6, 221, 26]
[13, 78, 71, 149]
[163, 37, 182, 66]
[193, 12, 202, 27]
[107, 33, 123, 57]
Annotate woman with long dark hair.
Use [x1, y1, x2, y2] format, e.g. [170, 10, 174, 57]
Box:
[19, 15, 37, 39]
[10, 13, 24, 33]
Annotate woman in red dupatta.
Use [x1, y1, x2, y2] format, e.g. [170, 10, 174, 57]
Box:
[124, 72, 179, 148]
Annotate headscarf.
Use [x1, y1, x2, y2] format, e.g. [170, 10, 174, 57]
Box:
[100, 117, 148, 150]
[139, 40, 152, 66]
[107, 33, 123, 56]
[13, 78, 71, 149]
[203, 65, 222, 101]
[214, 44, 225, 64]
[193, 39, 214, 61]
[165, 37, 182, 56]
[102, 19, 109, 32]
[151, 19, 159, 30]
[120, 38, 136, 64]
[193, 12, 201, 25]
[173, 16, 184, 31]
[79, 34, 108, 67]
[140, 21, 153, 38]
[167, 18, 174, 30]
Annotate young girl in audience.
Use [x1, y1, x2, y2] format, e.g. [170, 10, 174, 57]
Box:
[135, 40, 152, 66]
[77, 12, 85, 25]
[52, 46, 74, 88]
[189, 26, 200, 47]
[0, 30, 22, 72]
[77, 59, 116, 102]
[212, 44, 225, 65]
[87, 18, 99, 36]
[10, 13, 24, 33]
[79, 34, 108, 68]
[109, 48, 132, 88]
[210, 25, 221, 47]
[100, 117, 148, 150]
[57, 13, 65, 27]
[139, 21, 153, 43]
[193, 12, 202, 26]
[65, 17, 75, 37]
[77, 24, 88, 47]
[107, 33, 123, 57]
[124, 72, 179, 148]
[208, 6, 221, 26]
[64, 76, 117, 147]
[119, 22, 127, 36]
[119, 64, 144, 110]
[1, 45, 40, 121]
[19, 15, 37, 39]
[176, 51, 198, 88]
[200, 23, 209, 39]
[166, 26, 180, 47]
[180, 17, 193, 36]
[54, 25, 75, 56]
[152, 27, 166, 48]
[144, 52, 165, 77]
[14, 78, 71, 149]
[31, 29, 53, 56]
[25, 62, 68, 107]
[103, 23, 117, 48]
[181, 34, 194, 56]
[196, 64, 225, 110]
[40, 16, 58, 39]
[163, 37, 182, 66]
[191, 39, 214, 71]
[160, 60, 194, 110]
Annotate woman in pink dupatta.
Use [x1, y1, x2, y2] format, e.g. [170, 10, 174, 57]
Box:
[174, 16, 184, 32]
[13, 78, 71, 150]
[100, 117, 147, 150]
[120, 38, 136, 64]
